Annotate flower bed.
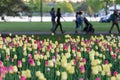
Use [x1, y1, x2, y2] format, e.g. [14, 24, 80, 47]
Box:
[0, 34, 120, 80]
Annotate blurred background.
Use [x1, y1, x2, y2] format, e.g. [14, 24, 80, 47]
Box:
[0, 0, 120, 22]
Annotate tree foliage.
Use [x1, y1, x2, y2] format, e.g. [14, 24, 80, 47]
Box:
[0, 0, 30, 16]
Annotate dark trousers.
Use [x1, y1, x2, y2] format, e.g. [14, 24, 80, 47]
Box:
[51, 20, 56, 31]
[53, 21, 63, 33]
[109, 22, 120, 33]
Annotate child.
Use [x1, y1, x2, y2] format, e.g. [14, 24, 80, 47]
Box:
[75, 11, 83, 34]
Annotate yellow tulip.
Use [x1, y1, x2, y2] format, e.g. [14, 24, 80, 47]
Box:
[101, 71, 105, 76]
[116, 74, 120, 80]
[43, 55, 47, 60]
[23, 51, 27, 56]
[34, 54, 40, 60]
[111, 76, 116, 80]
[61, 71, 67, 80]
[40, 78, 46, 80]
[21, 71, 26, 77]
[36, 71, 41, 77]
[51, 49, 55, 53]
[68, 66, 75, 74]
[51, 33, 54, 36]
[22, 58, 26, 62]
[118, 55, 120, 60]
[38, 73, 44, 80]
[56, 71, 60, 76]
[14, 54, 17, 59]
[48, 60, 54, 67]
[61, 61, 67, 68]
[26, 69, 31, 78]
[102, 64, 110, 73]
[40, 55, 43, 59]
[65, 53, 71, 58]
[91, 60, 99, 66]
[13, 66, 18, 72]
[92, 66, 99, 75]
[37, 61, 41, 66]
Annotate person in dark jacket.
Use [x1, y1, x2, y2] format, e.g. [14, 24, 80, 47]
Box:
[109, 10, 120, 33]
[50, 8, 56, 31]
[75, 11, 79, 33]
[52, 8, 64, 34]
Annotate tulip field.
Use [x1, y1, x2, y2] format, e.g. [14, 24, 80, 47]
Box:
[0, 34, 120, 80]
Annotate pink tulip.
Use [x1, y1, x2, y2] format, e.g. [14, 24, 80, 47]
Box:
[86, 47, 90, 52]
[96, 39, 100, 43]
[18, 60, 22, 68]
[102, 43, 107, 48]
[64, 45, 68, 51]
[112, 54, 116, 59]
[55, 51, 58, 55]
[79, 78, 83, 80]
[42, 52, 44, 56]
[75, 56, 79, 61]
[0, 66, 8, 73]
[74, 60, 76, 65]
[20, 75, 26, 80]
[37, 45, 41, 50]
[0, 61, 3, 67]
[0, 67, 6, 78]
[2, 38, 5, 41]
[34, 40, 37, 44]
[109, 47, 112, 52]
[52, 56, 55, 59]
[105, 60, 109, 64]
[6, 55, 10, 60]
[79, 65, 85, 73]
[52, 56, 56, 62]
[4, 66, 8, 73]
[11, 58, 14, 62]
[115, 48, 119, 53]
[0, 77, 2, 80]
[28, 59, 35, 66]
[25, 38, 28, 43]
[47, 45, 52, 50]
[8, 65, 14, 74]
[113, 71, 118, 76]
[45, 61, 48, 66]
[28, 54, 32, 59]
[9, 42, 14, 46]
[82, 58, 86, 64]
[72, 46, 77, 51]
[95, 77, 100, 80]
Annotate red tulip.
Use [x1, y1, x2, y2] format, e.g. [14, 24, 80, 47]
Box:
[20, 75, 26, 80]
[28, 59, 35, 66]
[113, 71, 118, 76]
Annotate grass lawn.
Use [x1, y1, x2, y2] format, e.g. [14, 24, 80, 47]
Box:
[0, 22, 119, 32]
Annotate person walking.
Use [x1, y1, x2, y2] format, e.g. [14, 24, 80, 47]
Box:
[75, 11, 83, 34]
[52, 8, 64, 34]
[109, 10, 120, 33]
[50, 8, 56, 32]
[75, 11, 79, 33]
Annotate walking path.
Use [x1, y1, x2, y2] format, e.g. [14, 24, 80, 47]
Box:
[0, 31, 119, 35]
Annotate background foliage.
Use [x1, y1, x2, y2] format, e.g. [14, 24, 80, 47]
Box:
[0, 0, 120, 16]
